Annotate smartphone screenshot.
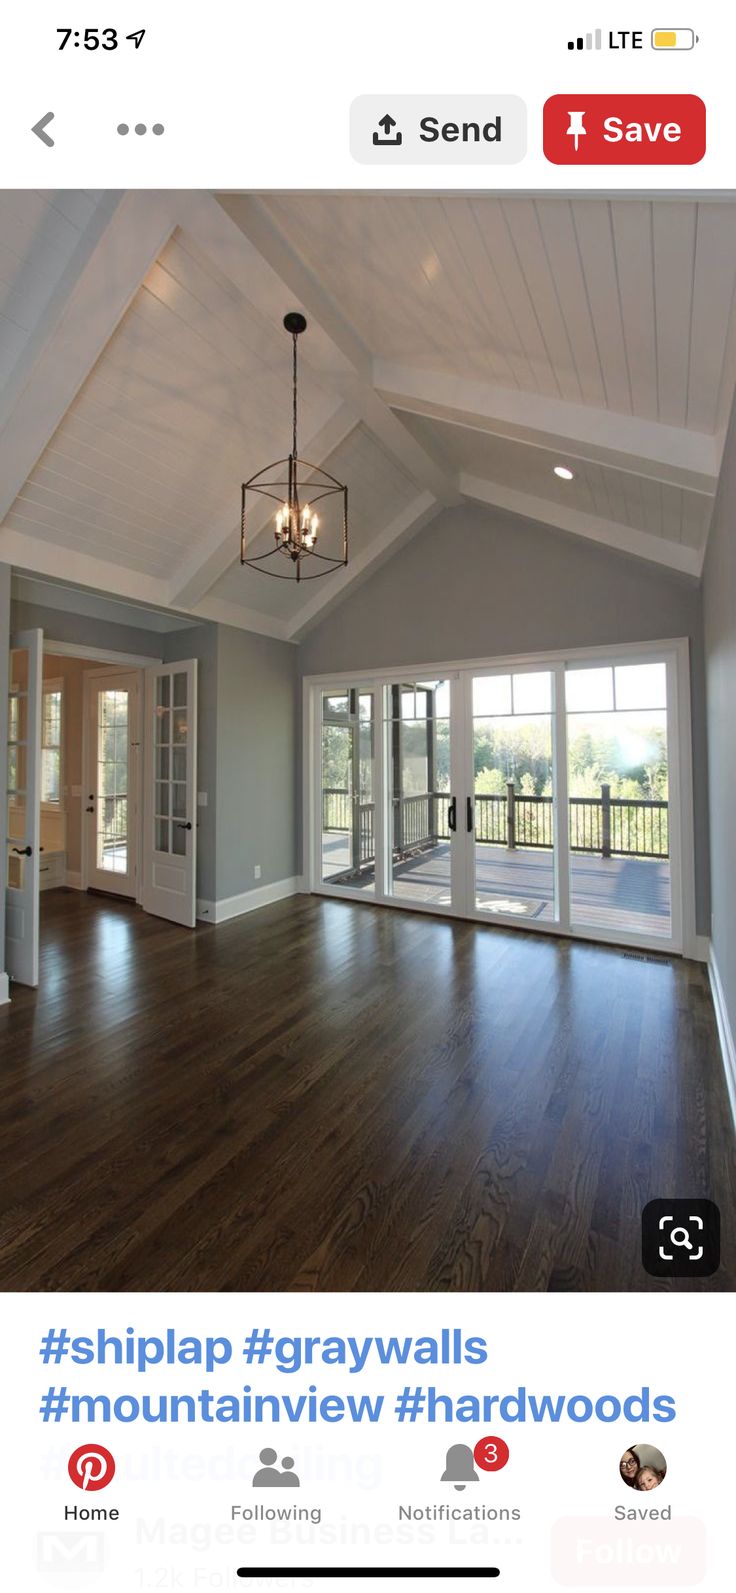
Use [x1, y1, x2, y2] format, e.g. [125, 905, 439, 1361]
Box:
[0, 3, 734, 1587]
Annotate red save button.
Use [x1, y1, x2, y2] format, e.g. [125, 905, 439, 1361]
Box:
[543, 94, 706, 164]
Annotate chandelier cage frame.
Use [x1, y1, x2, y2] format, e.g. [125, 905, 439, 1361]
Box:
[240, 312, 349, 583]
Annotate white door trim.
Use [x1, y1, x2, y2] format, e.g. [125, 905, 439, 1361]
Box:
[43, 639, 162, 667]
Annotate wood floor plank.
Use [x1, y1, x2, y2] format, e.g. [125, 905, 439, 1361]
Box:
[0, 888, 733, 1291]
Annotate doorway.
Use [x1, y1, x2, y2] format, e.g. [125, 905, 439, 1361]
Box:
[5, 631, 199, 990]
[306, 641, 695, 956]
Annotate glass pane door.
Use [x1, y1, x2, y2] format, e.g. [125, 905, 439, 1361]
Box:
[565, 660, 671, 939]
[470, 670, 556, 921]
[385, 678, 452, 907]
[85, 672, 139, 898]
[320, 689, 375, 891]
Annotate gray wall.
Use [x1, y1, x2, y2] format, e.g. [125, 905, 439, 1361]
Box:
[215, 626, 299, 901]
[10, 598, 166, 663]
[298, 503, 710, 935]
[703, 404, 736, 1037]
[0, 563, 10, 991]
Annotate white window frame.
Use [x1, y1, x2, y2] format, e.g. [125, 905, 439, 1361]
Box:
[303, 637, 699, 959]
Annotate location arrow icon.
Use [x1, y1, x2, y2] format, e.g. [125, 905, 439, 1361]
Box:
[32, 112, 55, 147]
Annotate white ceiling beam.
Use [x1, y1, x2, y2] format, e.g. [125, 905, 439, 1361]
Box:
[168, 403, 359, 610]
[375, 362, 719, 496]
[287, 491, 440, 641]
[0, 191, 181, 524]
[461, 474, 702, 579]
[181, 193, 460, 510]
[186, 594, 292, 642]
[0, 526, 173, 607]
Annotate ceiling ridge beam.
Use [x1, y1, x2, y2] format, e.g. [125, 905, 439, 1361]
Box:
[461, 474, 702, 579]
[0, 191, 182, 526]
[376, 360, 719, 494]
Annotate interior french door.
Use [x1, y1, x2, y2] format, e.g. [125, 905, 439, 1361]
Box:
[84, 669, 140, 898]
[141, 660, 197, 928]
[310, 646, 686, 955]
[5, 629, 42, 986]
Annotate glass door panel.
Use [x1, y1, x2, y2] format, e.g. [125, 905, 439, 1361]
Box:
[320, 689, 375, 891]
[385, 678, 452, 907]
[565, 661, 671, 939]
[471, 670, 556, 921]
[85, 671, 139, 898]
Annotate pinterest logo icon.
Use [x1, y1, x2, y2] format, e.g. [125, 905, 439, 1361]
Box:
[67, 1444, 116, 1491]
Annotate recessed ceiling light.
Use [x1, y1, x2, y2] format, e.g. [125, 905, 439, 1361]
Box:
[554, 465, 575, 481]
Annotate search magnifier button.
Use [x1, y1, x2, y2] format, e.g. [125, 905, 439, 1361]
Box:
[668, 1226, 693, 1248]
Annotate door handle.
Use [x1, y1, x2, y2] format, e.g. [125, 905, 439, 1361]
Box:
[85, 807, 94, 813]
[467, 796, 474, 832]
[175, 821, 192, 831]
[12, 845, 32, 856]
[447, 797, 457, 833]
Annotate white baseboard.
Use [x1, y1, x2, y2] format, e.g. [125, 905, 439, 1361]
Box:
[689, 934, 710, 963]
[197, 875, 299, 925]
[0, 971, 9, 1006]
[708, 946, 736, 1131]
[64, 870, 82, 890]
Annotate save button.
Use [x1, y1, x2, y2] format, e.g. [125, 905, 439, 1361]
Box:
[543, 94, 706, 164]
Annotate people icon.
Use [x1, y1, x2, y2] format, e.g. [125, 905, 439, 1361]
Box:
[252, 1448, 301, 1487]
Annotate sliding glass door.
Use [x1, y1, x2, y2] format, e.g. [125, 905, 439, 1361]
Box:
[469, 669, 556, 923]
[385, 678, 453, 907]
[565, 660, 672, 941]
[320, 688, 376, 892]
[310, 644, 687, 953]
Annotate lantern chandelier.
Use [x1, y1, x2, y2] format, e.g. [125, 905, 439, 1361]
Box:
[240, 312, 348, 582]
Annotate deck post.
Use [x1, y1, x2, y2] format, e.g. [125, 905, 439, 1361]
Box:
[601, 783, 611, 858]
[507, 780, 516, 849]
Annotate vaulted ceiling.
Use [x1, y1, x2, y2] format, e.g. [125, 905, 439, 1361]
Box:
[1, 189, 734, 641]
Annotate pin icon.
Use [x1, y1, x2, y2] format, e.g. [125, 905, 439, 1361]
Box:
[68, 1444, 115, 1491]
[566, 110, 587, 151]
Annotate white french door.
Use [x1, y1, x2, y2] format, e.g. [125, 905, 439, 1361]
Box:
[83, 669, 141, 898]
[141, 660, 197, 928]
[308, 643, 691, 956]
[5, 629, 42, 986]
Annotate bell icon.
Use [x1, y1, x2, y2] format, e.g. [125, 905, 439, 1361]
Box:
[441, 1443, 479, 1491]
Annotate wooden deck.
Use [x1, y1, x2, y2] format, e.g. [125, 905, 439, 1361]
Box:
[322, 837, 671, 937]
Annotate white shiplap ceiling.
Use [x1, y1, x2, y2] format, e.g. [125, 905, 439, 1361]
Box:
[0, 189, 734, 641]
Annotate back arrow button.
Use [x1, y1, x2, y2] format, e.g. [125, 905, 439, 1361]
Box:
[32, 112, 55, 147]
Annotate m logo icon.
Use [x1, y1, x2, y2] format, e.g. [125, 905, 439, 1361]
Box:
[37, 1531, 104, 1572]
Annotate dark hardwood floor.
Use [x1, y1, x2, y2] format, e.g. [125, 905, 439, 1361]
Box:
[0, 888, 734, 1291]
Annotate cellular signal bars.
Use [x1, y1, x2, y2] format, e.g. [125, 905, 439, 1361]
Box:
[568, 31, 603, 50]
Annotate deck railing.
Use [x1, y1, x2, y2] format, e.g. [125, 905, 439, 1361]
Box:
[323, 784, 669, 864]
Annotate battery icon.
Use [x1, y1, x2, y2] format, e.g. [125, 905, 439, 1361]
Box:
[651, 28, 698, 49]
